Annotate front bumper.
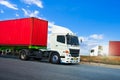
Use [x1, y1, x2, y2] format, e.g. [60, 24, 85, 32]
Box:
[61, 57, 80, 63]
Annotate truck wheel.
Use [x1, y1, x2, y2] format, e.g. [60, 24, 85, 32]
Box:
[51, 53, 60, 64]
[19, 49, 29, 60]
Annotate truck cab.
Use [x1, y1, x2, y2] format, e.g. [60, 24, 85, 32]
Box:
[49, 33, 80, 63]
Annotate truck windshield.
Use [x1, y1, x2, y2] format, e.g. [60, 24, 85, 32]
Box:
[66, 35, 79, 46]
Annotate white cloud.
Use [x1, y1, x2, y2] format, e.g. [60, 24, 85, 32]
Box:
[90, 34, 103, 40]
[22, 0, 43, 8]
[0, 9, 4, 13]
[22, 8, 39, 17]
[0, 0, 18, 10]
[27, 5, 30, 8]
[15, 13, 19, 17]
[79, 34, 104, 46]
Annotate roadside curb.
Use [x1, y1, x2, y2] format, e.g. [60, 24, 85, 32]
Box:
[80, 62, 120, 69]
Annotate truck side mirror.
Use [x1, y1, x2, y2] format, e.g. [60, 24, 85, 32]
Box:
[80, 39, 82, 43]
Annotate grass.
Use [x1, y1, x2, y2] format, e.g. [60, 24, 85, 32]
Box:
[80, 56, 120, 65]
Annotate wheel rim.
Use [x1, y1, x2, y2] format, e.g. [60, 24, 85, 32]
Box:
[21, 54, 25, 59]
[20, 51, 26, 60]
[52, 55, 58, 63]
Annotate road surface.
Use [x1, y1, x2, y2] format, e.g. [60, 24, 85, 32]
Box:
[0, 57, 120, 80]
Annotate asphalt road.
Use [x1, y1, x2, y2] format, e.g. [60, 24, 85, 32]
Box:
[0, 57, 120, 80]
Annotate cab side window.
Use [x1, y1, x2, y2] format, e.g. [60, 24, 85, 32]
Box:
[57, 36, 65, 43]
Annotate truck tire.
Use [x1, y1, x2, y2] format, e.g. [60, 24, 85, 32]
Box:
[19, 49, 29, 60]
[51, 52, 60, 64]
[0, 50, 2, 55]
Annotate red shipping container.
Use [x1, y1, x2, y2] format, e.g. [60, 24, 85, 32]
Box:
[0, 17, 48, 47]
[109, 41, 120, 56]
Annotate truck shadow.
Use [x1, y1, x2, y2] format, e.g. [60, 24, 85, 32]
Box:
[0, 55, 18, 59]
[60, 63, 80, 66]
[0, 55, 80, 66]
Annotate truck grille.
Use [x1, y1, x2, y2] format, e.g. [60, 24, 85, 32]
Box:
[69, 49, 80, 57]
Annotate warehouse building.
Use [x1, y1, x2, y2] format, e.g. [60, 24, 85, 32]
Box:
[90, 45, 109, 56]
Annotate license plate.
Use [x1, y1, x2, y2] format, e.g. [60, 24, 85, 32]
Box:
[74, 57, 77, 60]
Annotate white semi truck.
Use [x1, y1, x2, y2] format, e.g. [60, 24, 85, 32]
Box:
[0, 17, 80, 64]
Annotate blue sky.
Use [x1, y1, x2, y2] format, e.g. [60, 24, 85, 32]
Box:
[0, 0, 120, 55]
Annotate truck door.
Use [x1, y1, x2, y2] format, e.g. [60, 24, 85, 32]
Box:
[55, 35, 67, 55]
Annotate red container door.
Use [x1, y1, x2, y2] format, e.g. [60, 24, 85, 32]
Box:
[31, 18, 48, 46]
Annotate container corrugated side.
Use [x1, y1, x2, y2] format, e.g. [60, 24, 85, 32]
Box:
[0, 17, 48, 47]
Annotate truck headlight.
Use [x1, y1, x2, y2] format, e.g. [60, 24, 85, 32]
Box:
[63, 50, 69, 54]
